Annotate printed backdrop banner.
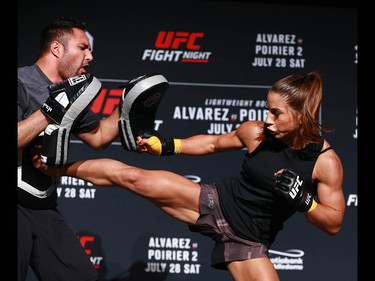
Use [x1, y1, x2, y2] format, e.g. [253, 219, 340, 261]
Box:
[18, 1, 357, 281]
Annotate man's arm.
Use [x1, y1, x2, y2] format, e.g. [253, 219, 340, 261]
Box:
[18, 110, 50, 149]
[77, 108, 120, 150]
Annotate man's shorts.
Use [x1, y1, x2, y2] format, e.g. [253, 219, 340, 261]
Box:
[189, 184, 269, 270]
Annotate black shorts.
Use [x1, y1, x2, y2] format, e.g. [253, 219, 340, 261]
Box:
[189, 184, 269, 270]
[18, 205, 98, 281]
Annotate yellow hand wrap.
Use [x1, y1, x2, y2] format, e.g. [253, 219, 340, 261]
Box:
[174, 138, 182, 154]
[147, 136, 182, 156]
[307, 199, 318, 212]
[147, 136, 163, 155]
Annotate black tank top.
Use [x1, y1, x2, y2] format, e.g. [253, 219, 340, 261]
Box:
[215, 138, 331, 246]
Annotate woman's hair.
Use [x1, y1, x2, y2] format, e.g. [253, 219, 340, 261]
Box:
[37, 17, 87, 58]
[269, 71, 332, 144]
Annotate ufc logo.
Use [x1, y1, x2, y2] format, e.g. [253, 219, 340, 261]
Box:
[41, 103, 52, 112]
[68, 74, 86, 85]
[91, 88, 122, 115]
[155, 31, 204, 50]
[304, 193, 312, 205]
[208, 193, 214, 209]
[79, 235, 95, 255]
[288, 176, 303, 199]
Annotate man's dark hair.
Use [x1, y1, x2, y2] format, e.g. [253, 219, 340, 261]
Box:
[38, 17, 87, 58]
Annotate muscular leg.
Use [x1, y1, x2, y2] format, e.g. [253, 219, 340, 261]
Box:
[124, 166, 202, 224]
[226, 257, 279, 281]
[60, 158, 201, 224]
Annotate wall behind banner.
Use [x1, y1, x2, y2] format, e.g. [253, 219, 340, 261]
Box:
[18, 1, 357, 280]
